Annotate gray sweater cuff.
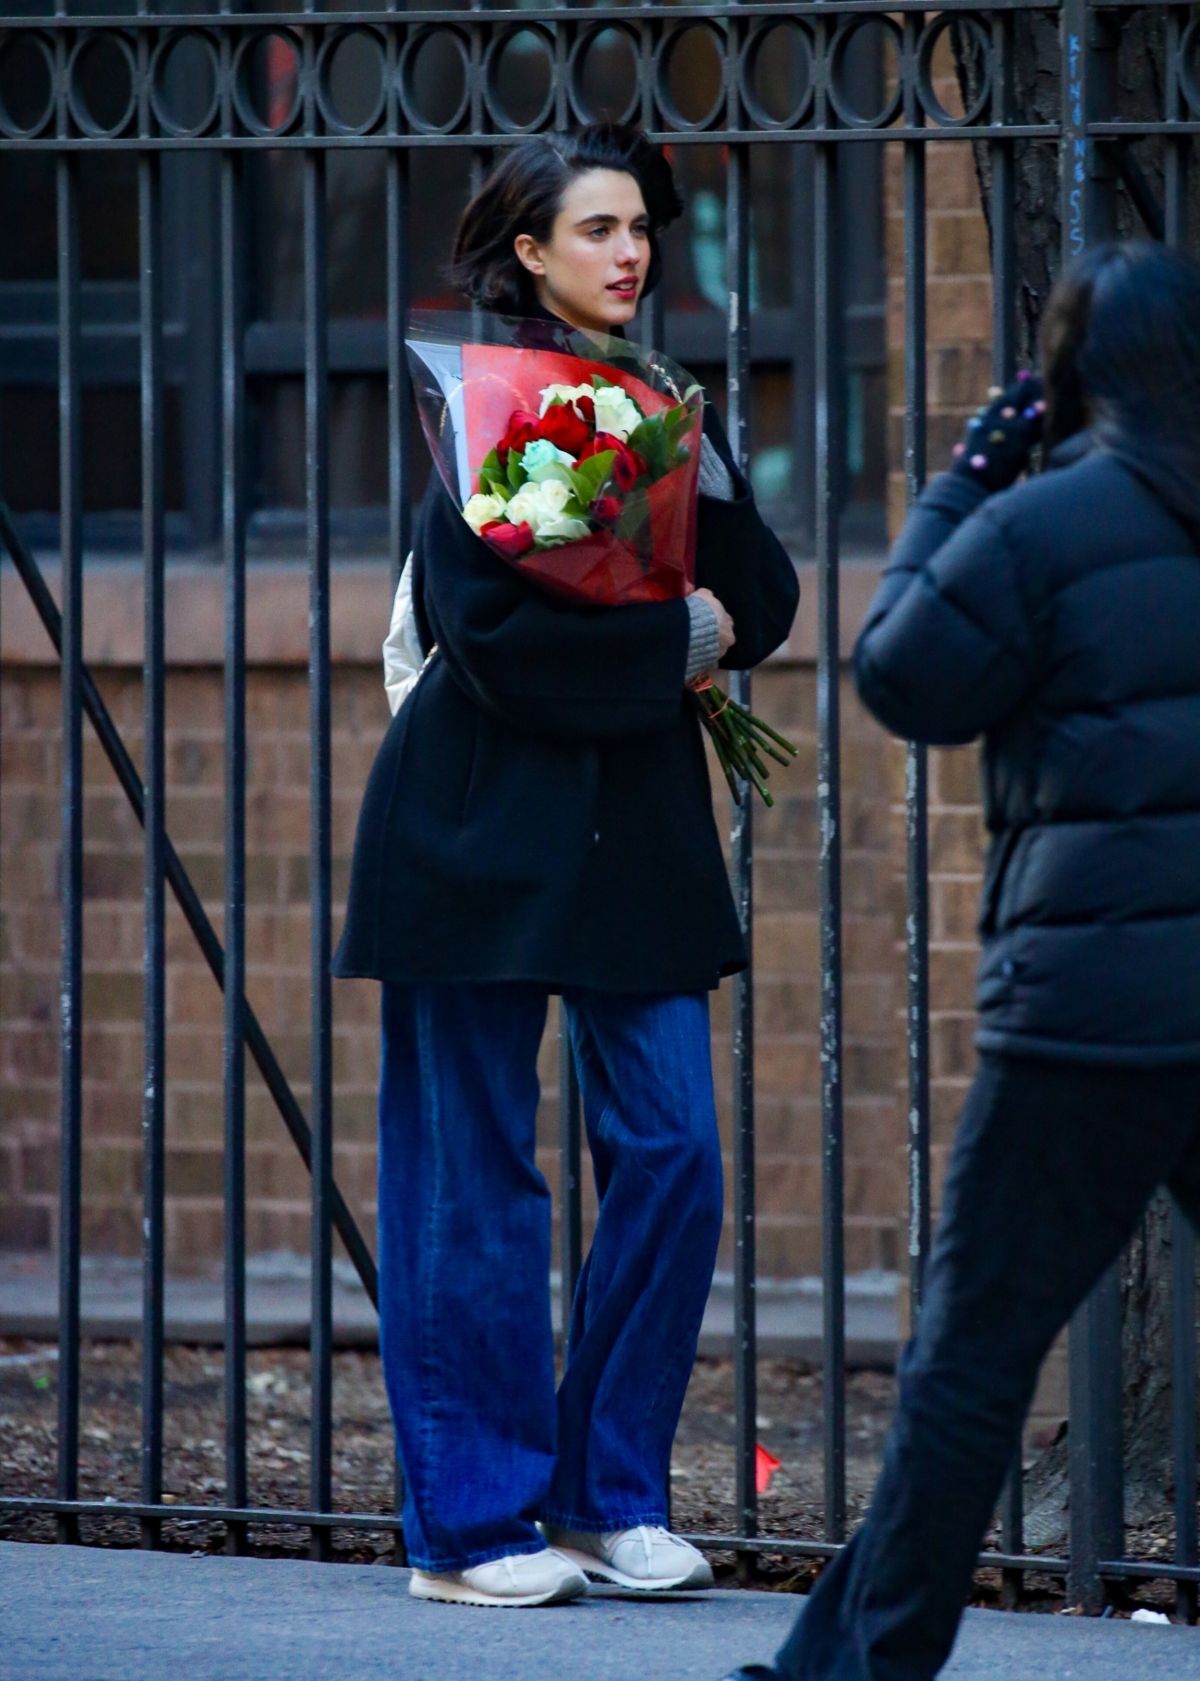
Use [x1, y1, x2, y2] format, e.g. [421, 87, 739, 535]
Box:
[698, 435, 736, 501]
[685, 592, 721, 682]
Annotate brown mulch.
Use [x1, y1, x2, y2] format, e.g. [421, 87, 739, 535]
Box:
[0, 1339, 1182, 1614]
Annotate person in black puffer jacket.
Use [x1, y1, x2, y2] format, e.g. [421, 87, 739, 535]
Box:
[719, 243, 1200, 1681]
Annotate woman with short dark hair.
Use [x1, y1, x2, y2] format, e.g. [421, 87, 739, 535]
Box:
[721, 240, 1200, 1681]
[334, 122, 798, 1608]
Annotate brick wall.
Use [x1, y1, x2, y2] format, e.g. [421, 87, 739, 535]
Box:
[1, 653, 917, 1280]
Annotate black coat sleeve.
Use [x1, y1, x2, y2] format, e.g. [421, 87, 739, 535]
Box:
[852, 471, 1038, 746]
[692, 406, 800, 671]
[418, 480, 691, 743]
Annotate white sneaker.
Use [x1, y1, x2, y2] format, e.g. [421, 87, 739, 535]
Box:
[409, 1547, 587, 1608]
[543, 1523, 714, 1591]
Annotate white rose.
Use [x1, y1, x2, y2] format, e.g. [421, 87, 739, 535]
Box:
[534, 513, 591, 546]
[538, 381, 596, 418]
[592, 384, 644, 442]
[506, 478, 572, 535]
[462, 491, 507, 535]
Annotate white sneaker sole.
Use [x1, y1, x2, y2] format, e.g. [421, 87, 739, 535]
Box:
[552, 1546, 714, 1593]
[409, 1569, 587, 1609]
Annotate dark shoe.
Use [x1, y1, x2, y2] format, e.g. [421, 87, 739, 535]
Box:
[718, 1670, 781, 1680]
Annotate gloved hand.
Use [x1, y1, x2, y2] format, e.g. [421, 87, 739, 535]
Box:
[950, 372, 1045, 494]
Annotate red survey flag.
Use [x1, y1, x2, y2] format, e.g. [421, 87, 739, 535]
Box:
[756, 1444, 782, 1495]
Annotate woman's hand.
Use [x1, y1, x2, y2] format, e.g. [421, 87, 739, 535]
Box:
[692, 587, 735, 660]
[951, 373, 1046, 494]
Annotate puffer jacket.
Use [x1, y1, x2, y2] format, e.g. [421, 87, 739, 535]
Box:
[854, 442, 1200, 1066]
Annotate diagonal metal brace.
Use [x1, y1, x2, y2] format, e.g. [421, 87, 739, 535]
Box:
[0, 499, 379, 1310]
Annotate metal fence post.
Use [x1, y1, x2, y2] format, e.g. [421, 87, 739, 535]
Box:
[1061, 0, 1123, 1614]
[1068, 1268, 1124, 1611]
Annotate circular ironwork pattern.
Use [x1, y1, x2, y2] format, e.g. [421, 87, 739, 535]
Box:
[567, 23, 641, 128]
[230, 28, 304, 139]
[66, 30, 139, 139]
[740, 19, 815, 132]
[0, 14, 1051, 142]
[148, 30, 222, 140]
[0, 31, 56, 140]
[826, 17, 904, 131]
[398, 25, 471, 136]
[1180, 16, 1200, 118]
[915, 14, 992, 128]
[654, 22, 728, 133]
[315, 26, 387, 137]
[482, 26, 557, 135]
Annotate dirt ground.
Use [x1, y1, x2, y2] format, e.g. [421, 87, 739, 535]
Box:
[0, 1339, 1182, 1614]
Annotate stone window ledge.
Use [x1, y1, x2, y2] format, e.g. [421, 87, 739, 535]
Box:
[1, 556, 883, 669]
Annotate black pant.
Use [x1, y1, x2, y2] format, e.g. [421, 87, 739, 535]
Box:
[774, 1053, 1200, 1681]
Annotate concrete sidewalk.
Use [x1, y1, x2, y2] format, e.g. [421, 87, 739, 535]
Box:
[2, 1542, 1196, 1681]
[0, 1253, 901, 1364]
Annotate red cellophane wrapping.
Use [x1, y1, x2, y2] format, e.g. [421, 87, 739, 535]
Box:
[407, 313, 704, 608]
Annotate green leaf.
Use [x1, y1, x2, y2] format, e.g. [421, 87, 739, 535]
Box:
[568, 449, 616, 508]
[477, 448, 510, 499]
[625, 417, 671, 480]
[507, 449, 527, 493]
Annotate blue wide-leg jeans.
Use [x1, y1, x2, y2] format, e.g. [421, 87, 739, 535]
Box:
[376, 981, 724, 1573]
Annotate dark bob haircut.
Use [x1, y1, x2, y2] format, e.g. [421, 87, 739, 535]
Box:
[1040, 239, 1200, 531]
[449, 122, 684, 316]
[1041, 239, 1200, 450]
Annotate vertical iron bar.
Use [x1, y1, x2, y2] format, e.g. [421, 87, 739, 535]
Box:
[220, 147, 249, 1556]
[989, 17, 1017, 379]
[901, 23, 930, 1327]
[1172, 1206, 1198, 1623]
[558, 1023, 583, 1337]
[138, 145, 167, 1554]
[384, 9, 410, 1562]
[639, 16, 665, 353]
[1061, 0, 1122, 1612]
[814, 44, 846, 1539]
[55, 148, 83, 1551]
[386, 149, 412, 594]
[1163, 7, 1191, 254]
[989, 15, 1024, 1606]
[1164, 15, 1198, 1616]
[726, 132, 758, 1577]
[305, 140, 334, 1563]
[1067, 1266, 1123, 1612]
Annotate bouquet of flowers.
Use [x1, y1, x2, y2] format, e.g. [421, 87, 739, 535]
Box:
[407, 311, 795, 804]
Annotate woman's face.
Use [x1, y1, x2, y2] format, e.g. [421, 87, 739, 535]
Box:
[515, 168, 652, 333]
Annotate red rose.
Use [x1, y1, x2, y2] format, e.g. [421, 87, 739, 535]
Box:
[581, 432, 648, 492]
[591, 494, 622, 526]
[497, 410, 540, 464]
[480, 518, 535, 559]
[575, 394, 595, 427]
[536, 401, 591, 458]
[578, 431, 615, 463]
[610, 442, 648, 493]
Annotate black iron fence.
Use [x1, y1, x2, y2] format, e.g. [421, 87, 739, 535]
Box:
[0, 0, 1197, 1618]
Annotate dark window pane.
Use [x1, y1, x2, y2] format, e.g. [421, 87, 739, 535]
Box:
[0, 385, 185, 516]
[79, 152, 140, 283]
[0, 153, 57, 282]
[0, 151, 139, 284]
[251, 375, 401, 513]
[249, 148, 473, 322]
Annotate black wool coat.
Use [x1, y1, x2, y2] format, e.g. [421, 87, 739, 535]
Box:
[854, 443, 1200, 1066]
[333, 403, 799, 994]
